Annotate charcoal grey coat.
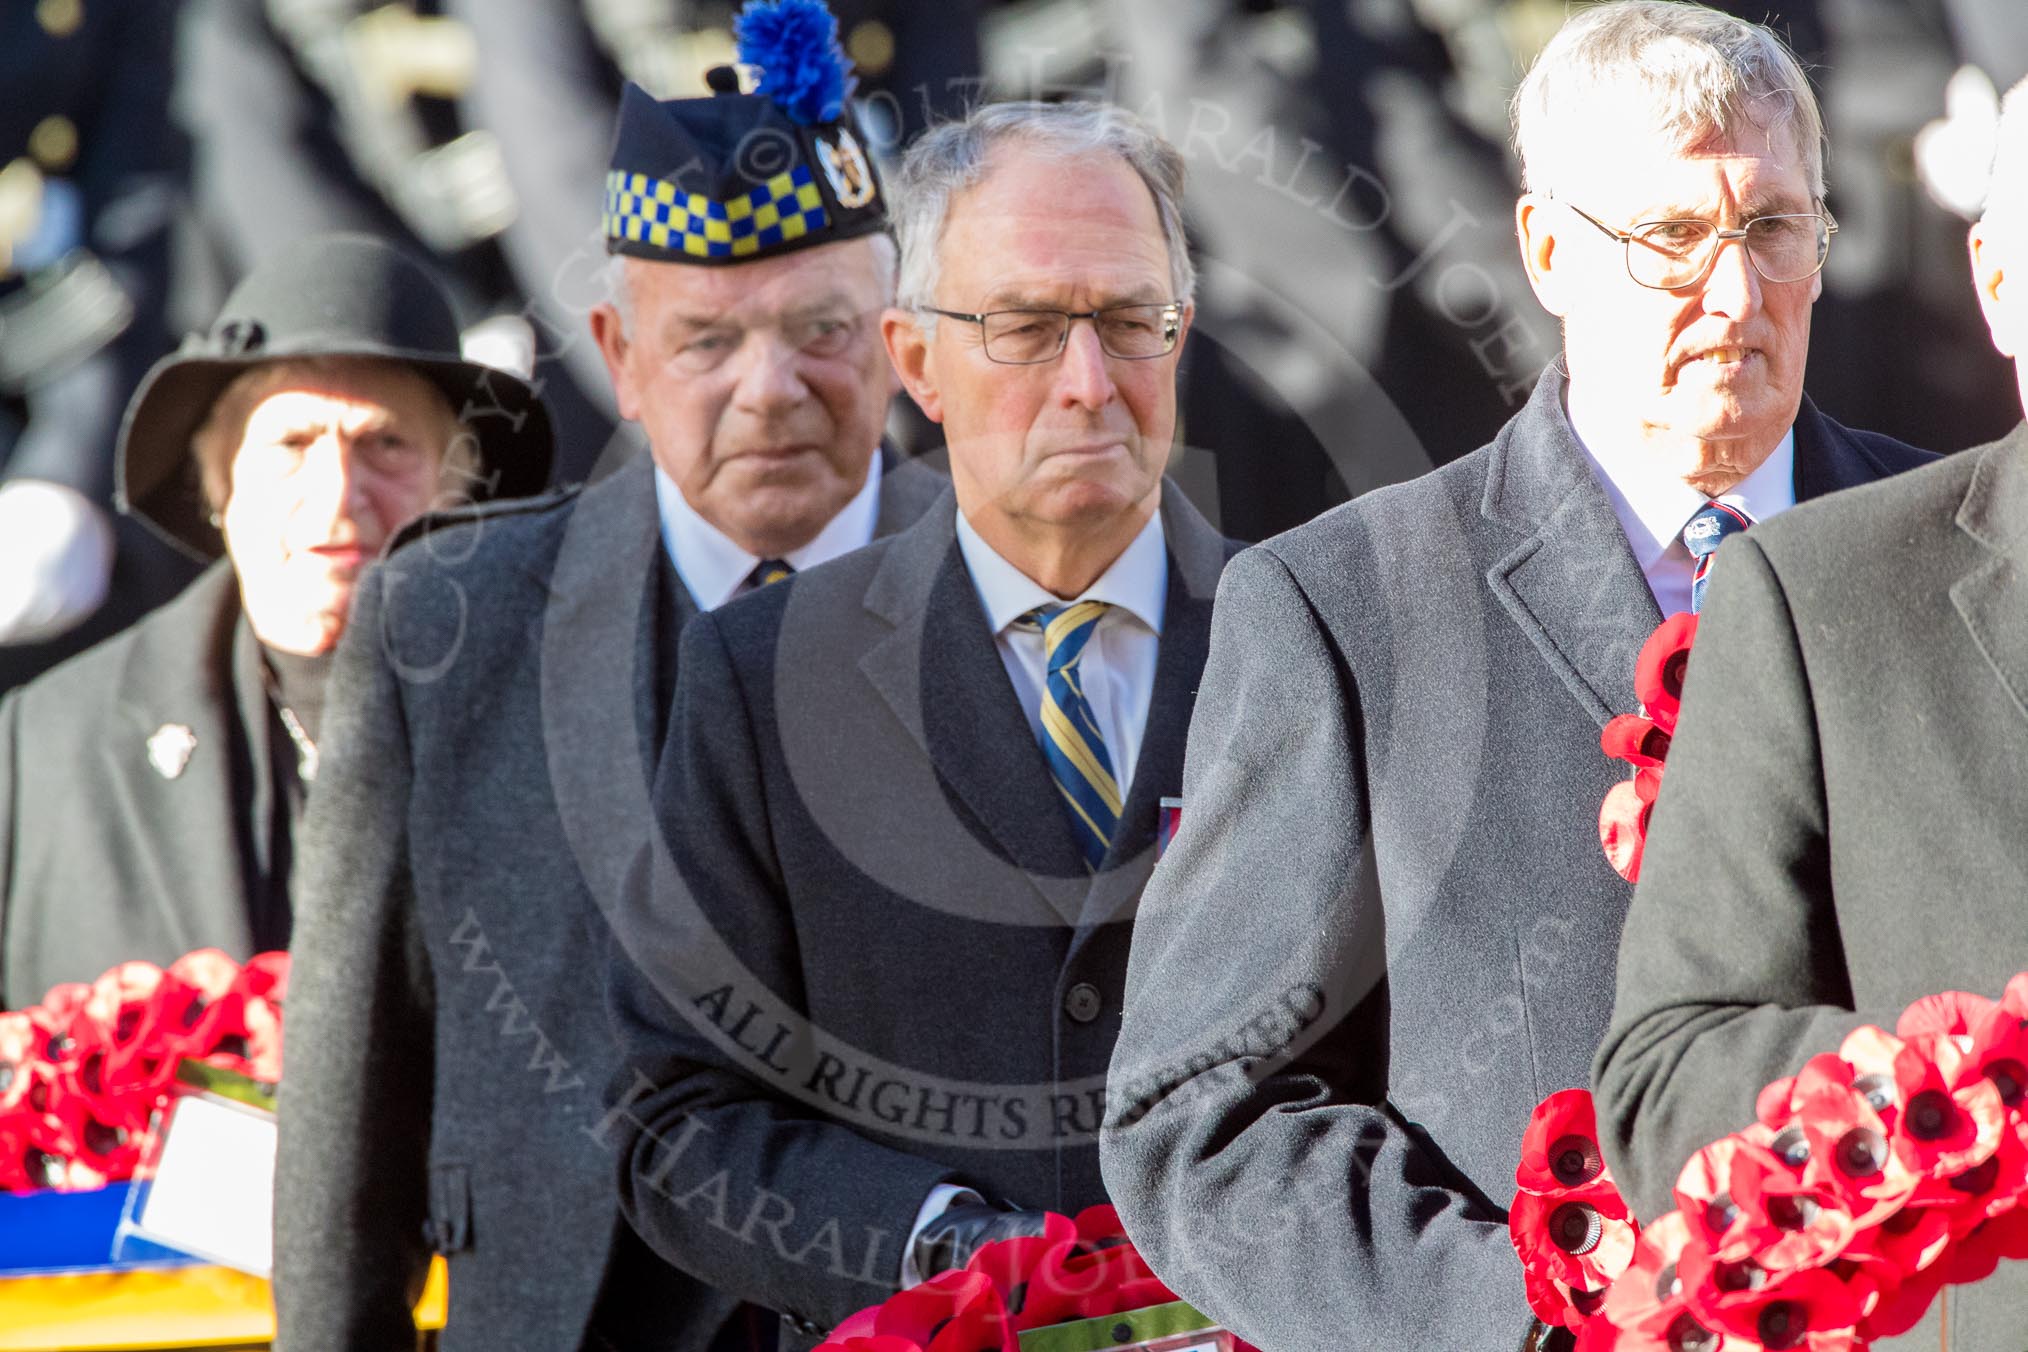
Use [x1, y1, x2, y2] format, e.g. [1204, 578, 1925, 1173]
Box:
[1, 562, 294, 1010]
[604, 485, 1234, 1347]
[273, 449, 944, 1352]
[1098, 370, 1933, 1352]
[1593, 428, 2028, 1352]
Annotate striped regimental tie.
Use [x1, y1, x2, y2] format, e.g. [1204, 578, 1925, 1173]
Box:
[1027, 601, 1121, 872]
[1683, 501, 1754, 613]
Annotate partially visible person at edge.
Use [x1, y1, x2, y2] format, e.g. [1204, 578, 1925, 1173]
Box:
[1099, 5, 1936, 1350]
[0, 230, 548, 1010]
[1593, 72, 2028, 1352]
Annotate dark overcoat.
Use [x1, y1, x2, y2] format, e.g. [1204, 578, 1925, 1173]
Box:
[1097, 370, 1934, 1352]
[1595, 427, 2028, 1352]
[604, 485, 1235, 1347]
[1, 562, 291, 1010]
[273, 450, 945, 1352]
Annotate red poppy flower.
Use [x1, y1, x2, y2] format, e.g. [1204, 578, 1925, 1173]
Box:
[2002, 973, 2028, 1020]
[1518, 1090, 1615, 1195]
[1523, 1264, 1577, 1327]
[1676, 1135, 1794, 1264]
[1513, 1184, 1640, 1297]
[1602, 1211, 1727, 1351]
[1884, 1032, 2005, 1195]
[1598, 772, 1663, 883]
[1014, 1232, 1175, 1329]
[1896, 991, 1994, 1040]
[1569, 1316, 1625, 1352]
[816, 1337, 932, 1352]
[965, 1216, 1079, 1323]
[1788, 1058, 1918, 1227]
[1758, 1075, 1801, 1131]
[1835, 1027, 1903, 1083]
[1633, 613, 1699, 737]
[861, 1271, 1016, 1352]
[1677, 1247, 1868, 1350]
[1839, 1196, 1952, 1289]
[1600, 715, 1671, 770]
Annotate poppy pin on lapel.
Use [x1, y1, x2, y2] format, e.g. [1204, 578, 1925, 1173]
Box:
[147, 724, 197, 780]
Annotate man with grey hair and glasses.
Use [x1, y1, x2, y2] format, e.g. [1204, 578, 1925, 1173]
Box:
[1593, 73, 2028, 1352]
[601, 98, 1234, 1345]
[1100, 4, 1932, 1350]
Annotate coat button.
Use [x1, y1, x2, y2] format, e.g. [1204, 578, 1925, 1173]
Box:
[1063, 982, 1102, 1024]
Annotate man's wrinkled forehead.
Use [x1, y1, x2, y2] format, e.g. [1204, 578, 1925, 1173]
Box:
[938, 148, 1173, 301]
[1550, 118, 1817, 213]
[1534, 91, 1817, 198]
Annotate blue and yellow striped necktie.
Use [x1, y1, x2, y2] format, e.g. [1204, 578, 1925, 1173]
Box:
[1027, 600, 1120, 871]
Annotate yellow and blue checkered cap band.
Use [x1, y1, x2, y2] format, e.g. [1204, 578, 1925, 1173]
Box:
[603, 165, 830, 260]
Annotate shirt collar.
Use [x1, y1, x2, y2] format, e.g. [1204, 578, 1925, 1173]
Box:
[954, 503, 1169, 638]
[654, 454, 881, 610]
[1566, 395, 1796, 568]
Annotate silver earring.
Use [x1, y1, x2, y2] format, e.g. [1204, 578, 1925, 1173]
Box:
[208, 511, 222, 528]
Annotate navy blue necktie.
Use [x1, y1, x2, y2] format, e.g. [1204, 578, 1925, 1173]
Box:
[1683, 502, 1754, 612]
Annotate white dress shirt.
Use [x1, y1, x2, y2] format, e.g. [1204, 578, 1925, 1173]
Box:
[653, 455, 882, 611]
[953, 506, 1169, 793]
[1567, 399, 1797, 617]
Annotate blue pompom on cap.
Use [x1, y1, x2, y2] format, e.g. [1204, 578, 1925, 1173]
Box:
[734, 0, 857, 126]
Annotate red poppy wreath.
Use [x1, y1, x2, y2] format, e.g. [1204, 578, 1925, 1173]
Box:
[0, 949, 287, 1194]
[1511, 977, 2028, 1350]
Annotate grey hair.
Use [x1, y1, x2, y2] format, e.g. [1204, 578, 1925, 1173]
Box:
[889, 100, 1195, 317]
[1512, 0, 1826, 201]
[1982, 76, 2028, 233]
[602, 232, 900, 337]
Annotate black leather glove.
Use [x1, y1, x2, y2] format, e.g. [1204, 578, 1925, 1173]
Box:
[910, 1201, 1054, 1279]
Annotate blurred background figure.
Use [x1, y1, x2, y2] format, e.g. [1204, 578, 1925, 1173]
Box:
[0, 233, 550, 1012]
[0, 0, 197, 690]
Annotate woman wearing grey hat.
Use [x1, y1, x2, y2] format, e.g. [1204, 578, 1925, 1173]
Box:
[0, 232, 551, 1010]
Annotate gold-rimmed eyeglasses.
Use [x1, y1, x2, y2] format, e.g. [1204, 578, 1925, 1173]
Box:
[1560, 200, 1838, 290]
[919, 302, 1185, 365]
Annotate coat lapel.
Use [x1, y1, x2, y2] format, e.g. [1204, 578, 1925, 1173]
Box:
[1791, 396, 1898, 502]
[541, 456, 679, 784]
[1485, 370, 1662, 727]
[858, 491, 1092, 926]
[872, 444, 949, 537]
[1951, 426, 2028, 729]
[109, 563, 259, 959]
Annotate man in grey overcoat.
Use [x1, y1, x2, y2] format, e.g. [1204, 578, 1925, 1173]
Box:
[1592, 74, 2028, 1352]
[1099, 5, 1935, 1350]
[601, 99, 1235, 1347]
[273, 38, 943, 1352]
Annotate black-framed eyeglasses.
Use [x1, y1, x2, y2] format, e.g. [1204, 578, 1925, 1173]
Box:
[1560, 200, 1838, 290]
[919, 302, 1185, 365]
